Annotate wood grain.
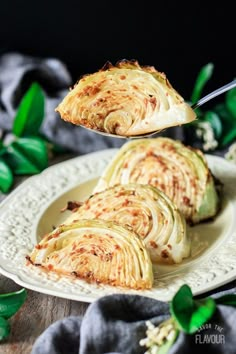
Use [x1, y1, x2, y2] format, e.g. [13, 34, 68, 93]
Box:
[0, 276, 89, 354]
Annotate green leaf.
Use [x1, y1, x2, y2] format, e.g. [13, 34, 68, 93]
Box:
[203, 111, 222, 139]
[0, 160, 14, 193]
[226, 87, 236, 119]
[0, 288, 27, 319]
[0, 316, 10, 341]
[13, 82, 45, 137]
[0, 147, 7, 157]
[191, 63, 214, 104]
[214, 103, 230, 119]
[221, 128, 236, 146]
[190, 298, 216, 332]
[216, 294, 236, 306]
[170, 284, 216, 334]
[213, 103, 236, 147]
[4, 137, 48, 175]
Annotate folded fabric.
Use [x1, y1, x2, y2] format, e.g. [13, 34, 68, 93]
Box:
[0, 52, 185, 155]
[31, 292, 236, 354]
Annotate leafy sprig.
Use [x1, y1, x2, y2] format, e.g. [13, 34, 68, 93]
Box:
[0, 82, 62, 193]
[187, 63, 236, 151]
[170, 284, 216, 334]
[140, 284, 236, 353]
[0, 288, 27, 341]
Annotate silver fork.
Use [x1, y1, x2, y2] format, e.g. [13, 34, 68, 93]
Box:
[191, 79, 236, 110]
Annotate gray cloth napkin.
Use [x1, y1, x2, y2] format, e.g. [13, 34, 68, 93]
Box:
[31, 293, 236, 354]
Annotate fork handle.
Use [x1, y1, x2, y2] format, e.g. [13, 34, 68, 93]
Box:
[191, 80, 236, 110]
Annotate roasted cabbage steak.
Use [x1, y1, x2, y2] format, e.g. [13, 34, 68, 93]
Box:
[65, 184, 190, 264]
[56, 60, 196, 137]
[28, 219, 153, 290]
[94, 137, 220, 224]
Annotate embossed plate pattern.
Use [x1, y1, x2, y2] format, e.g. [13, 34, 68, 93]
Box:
[0, 149, 236, 302]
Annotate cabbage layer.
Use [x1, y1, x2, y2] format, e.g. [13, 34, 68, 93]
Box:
[94, 138, 220, 224]
[56, 60, 196, 136]
[28, 219, 153, 290]
[65, 184, 190, 264]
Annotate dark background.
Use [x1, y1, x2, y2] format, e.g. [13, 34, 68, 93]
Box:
[0, 0, 235, 100]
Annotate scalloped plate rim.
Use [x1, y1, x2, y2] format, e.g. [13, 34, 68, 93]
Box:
[0, 149, 236, 303]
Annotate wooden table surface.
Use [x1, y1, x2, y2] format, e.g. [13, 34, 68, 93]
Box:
[0, 275, 89, 354]
[0, 154, 89, 354]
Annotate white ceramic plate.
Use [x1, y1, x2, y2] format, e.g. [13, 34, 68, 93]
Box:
[0, 148, 236, 303]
